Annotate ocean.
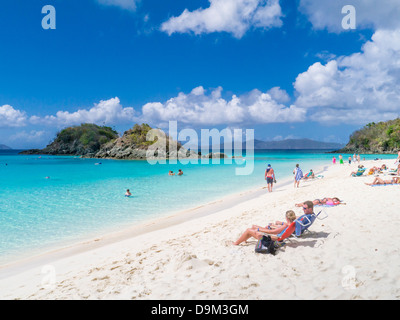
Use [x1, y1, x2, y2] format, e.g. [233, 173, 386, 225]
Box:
[0, 149, 396, 265]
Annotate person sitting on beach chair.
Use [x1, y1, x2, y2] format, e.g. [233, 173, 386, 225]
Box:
[251, 212, 296, 233]
[232, 210, 297, 246]
[350, 166, 366, 177]
[293, 201, 319, 236]
[303, 169, 315, 180]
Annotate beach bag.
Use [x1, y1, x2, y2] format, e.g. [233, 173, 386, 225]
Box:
[255, 235, 276, 255]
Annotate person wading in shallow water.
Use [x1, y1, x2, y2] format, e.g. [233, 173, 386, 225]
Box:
[265, 164, 276, 193]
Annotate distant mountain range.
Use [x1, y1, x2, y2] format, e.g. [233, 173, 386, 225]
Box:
[184, 138, 344, 150]
[248, 138, 345, 150]
[0, 144, 12, 150]
[185, 138, 344, 151]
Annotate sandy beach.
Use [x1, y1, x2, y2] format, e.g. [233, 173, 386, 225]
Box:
[0, 158, 399, 300]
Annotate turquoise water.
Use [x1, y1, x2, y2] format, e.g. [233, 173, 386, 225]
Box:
[0, 150, 396, 264]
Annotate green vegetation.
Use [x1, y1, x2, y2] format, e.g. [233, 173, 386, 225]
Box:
[54, 123, 119, 152]
[125, 123, 155, 147]
[340, 118, 400, 153]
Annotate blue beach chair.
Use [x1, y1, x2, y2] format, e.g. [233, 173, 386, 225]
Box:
[294, 210, 327, 237]
[352, 167, 366, 177]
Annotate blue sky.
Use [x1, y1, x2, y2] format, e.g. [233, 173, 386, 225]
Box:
[1, 0, 399, 149]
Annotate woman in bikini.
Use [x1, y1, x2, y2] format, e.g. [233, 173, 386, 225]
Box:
[365, 177, 399, 186]
[295, 197, 345, 207]
[232, 210, 297, 246]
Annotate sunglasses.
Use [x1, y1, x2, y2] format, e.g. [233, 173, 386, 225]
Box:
[302, 206, 308, 210]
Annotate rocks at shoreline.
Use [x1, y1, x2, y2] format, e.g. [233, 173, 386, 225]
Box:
[20, 123, 204, 160]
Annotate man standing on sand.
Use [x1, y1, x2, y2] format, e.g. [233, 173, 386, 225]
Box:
[265, 164, 276, 192]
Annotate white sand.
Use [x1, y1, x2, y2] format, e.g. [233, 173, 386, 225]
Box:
[0, 159, 399, 300]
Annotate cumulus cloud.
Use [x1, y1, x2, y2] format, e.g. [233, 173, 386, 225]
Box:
[161, 0, 283, 38]
[9, 130, 47, 143]
[141, 86, 305, 126]
[30, 97, 138, 128]
[294, 29, 400, 124]
[267, 86, 291, 103]
[96, 0, 138, 11]
[299, 0, 400, 32]
[0, 105, 27, 127]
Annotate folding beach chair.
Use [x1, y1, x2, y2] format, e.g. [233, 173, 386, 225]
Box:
[273, 221, 296, 249]
[352, 168, 366, 177]
[294, 210, 328, 237]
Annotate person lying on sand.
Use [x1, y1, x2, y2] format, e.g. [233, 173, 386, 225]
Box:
[365, 177, 400, 186]
[295, 197, 345, 207]
[232, 210, 297, 246]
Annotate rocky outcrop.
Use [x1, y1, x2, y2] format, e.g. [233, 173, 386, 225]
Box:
[20, 124, 119, 156]
[21, 123, 199, 160]
[88, 125, 199, 160]
[201, 152, 228, 159]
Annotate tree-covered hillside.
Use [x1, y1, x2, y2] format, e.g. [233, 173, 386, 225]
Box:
[338, 119, 400, 154]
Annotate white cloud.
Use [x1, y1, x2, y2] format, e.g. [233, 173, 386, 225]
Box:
[141, 86, 305, 126]
[299, 0, 400, 32]
[267, 86, 290, 103]
[9, 130, 47, 143]
[96, 0, 138, 11]
[0, 105, 27, 127]
[294, 29, 400, 124]
[161, 0, 283, 38]
[30, 97, 138, 128]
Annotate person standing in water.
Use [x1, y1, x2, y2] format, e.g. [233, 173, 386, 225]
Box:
[265, 164, 276, 193]
[125, 189, 132, 197]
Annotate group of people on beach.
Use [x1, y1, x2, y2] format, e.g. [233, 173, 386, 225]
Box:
[333, 154, 362, 165]
[232, 200, 316, 246]
[233, 151, 400, 249]
[361, 151, 400, 186]
[264, 163, 315, 192]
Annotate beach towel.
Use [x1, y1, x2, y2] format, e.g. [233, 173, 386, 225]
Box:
[316, 204, 339, 207]
[295, 168, 303, 181]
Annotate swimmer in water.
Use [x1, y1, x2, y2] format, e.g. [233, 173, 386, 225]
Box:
[125, 189, 132, 197]
[177, 169, 183, 176]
